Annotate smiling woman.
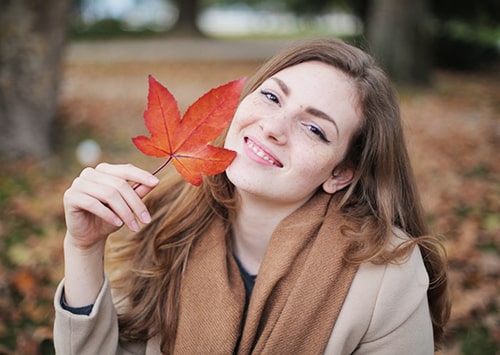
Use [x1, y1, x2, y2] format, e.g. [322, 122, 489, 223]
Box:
[54, 38, 450, 354]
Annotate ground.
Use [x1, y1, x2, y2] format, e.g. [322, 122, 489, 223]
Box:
[0, 38, 498, 354]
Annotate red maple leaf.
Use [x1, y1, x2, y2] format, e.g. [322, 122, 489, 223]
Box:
[133, 75, 245, 186]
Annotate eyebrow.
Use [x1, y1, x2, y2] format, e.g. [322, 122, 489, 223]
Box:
[270, 77, 339, 136]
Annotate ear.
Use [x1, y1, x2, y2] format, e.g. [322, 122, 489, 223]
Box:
[322, 166, 354, 194]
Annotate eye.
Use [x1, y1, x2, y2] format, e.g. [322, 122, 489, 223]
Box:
[260, 90, 279, 104]
[303, 123, 330, 143]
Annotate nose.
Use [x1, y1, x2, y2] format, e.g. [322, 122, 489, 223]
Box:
[259, 112, 288, 144]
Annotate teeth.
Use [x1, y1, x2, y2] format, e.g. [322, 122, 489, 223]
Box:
[247, 140, 280, 166]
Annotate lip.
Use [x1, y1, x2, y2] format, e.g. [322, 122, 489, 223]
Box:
[243, 137, 283, 168]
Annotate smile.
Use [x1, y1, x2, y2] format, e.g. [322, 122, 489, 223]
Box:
[245, 137, 283, 167]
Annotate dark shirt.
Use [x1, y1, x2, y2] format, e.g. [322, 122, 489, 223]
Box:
[233, 252, 257, 298]
[61, 288, 93, 316]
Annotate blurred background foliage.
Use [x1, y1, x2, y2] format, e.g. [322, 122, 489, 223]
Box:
[71, 0, 499, 70]
[0, 0, 498, 353]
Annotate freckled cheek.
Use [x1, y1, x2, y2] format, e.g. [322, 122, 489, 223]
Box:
[227, 106, 250, 133]
[234, 94, 270, 123]
[299, 149, 337, 177]
[229, 104, 258, 130]
[225, 109, 256, 149]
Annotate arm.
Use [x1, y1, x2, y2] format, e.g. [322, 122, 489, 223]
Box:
[355, 246, 434, 355]
[356, 247, 434, 355]
[62, 163, 158, 306]
[54, 163, 158, 352]
[54, 278, 147, 355]
[325, 245, 434, 355]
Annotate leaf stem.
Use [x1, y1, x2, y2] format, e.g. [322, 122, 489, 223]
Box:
[151, 156, 173, 176]
[132, 156, 173, 190]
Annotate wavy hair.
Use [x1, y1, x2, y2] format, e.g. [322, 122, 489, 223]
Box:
[107, 38, 450, 353]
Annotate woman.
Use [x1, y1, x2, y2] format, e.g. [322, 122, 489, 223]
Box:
[54, 38, 450, 354]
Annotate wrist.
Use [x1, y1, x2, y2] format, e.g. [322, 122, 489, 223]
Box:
[64, 231, 106, 255]
[63, 234, 106, 307]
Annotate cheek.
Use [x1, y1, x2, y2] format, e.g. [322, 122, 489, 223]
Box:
[224, 98, 263, 146]
[228, 103, 253, 130]
[224, 123, 238, 150]
[224, 107, 248, 149]
[297, 146, 338, 179]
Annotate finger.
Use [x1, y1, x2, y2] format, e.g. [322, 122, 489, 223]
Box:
[75, 165, 157, 225]
[87, 163, 159, 200]
[81, 179, 147, 231]
[94, 163, 159, 188]
[65, 178, 132, 230]
[65, 191, 124, 229]
[79, 167, 153, 216]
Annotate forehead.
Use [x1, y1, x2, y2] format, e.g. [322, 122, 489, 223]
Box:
[271, 61, 352, 87]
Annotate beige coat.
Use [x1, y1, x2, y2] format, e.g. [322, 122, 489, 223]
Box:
[53, 245, 433, 355]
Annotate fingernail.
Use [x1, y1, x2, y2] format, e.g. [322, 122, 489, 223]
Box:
[114, 218, 124, 227]
[131, 220, 140, 232]
[141, 211, 151, 224]
[149, 176, 159, 185]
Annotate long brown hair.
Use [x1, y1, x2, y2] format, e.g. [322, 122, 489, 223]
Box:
[108, 38, 450, 352]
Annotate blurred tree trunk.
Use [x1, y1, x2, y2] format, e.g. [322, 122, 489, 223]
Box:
[366, 0, 431, 85]
[348, 0, 370, 24]
[170, 0, 203, 37]
[0, 0, 70, 160]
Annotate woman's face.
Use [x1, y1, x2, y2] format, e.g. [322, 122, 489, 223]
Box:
[224, 61, 361, 207]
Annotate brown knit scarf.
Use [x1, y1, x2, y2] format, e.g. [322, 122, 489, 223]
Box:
[174, 192, 359, 354]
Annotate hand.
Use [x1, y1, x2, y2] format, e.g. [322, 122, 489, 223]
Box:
[63, 163, 159, 250]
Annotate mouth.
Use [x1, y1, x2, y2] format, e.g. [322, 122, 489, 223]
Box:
[244, 137, 283, 168]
